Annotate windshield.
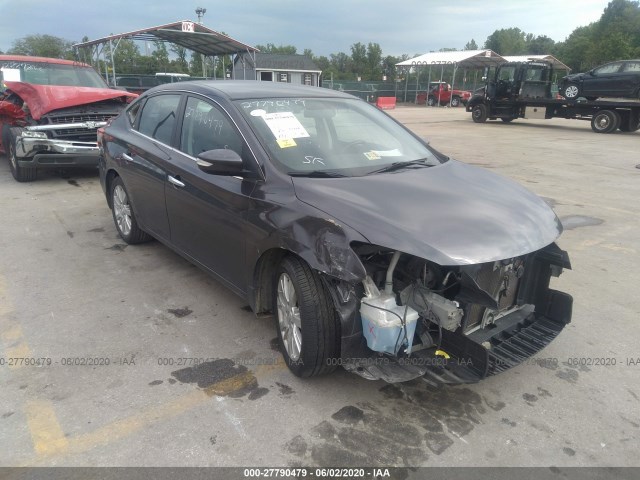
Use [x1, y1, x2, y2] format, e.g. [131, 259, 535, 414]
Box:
[0, 60, 108, 88]
[235, 97, 442, 177]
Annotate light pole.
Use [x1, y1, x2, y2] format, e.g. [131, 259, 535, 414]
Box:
[195, 7, 207, 78]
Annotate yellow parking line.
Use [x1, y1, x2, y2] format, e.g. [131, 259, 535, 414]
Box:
[6, 342, 33, 369]
[0, 272, 69, 460]
[0, 276, 14, 318]
[24, 399, 70, 456]
[204, 370, 257, 396]
[26, 360, 287, 461]
[1, 323, 23, 342]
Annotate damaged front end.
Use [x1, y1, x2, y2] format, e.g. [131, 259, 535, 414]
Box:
[331, 242, 571, 385]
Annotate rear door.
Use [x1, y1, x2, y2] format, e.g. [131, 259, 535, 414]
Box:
[620, 61, 640, 96]
[118, 93, 183, 240]
[164, 94, 260, 292]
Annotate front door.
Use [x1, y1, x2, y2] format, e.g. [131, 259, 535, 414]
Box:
[164, 95, 258, 291]
[583, 61, 624, 96]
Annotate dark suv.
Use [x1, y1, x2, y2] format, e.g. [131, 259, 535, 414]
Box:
[559, 59, 640, 100]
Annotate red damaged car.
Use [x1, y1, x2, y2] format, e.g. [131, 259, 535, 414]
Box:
[0, 55, 137, 182]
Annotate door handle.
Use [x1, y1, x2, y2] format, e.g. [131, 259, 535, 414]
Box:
[168, 175, 185, 188]
[122, 152, 133, 162]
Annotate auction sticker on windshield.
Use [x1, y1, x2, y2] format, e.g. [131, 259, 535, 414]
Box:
[262, 112, 310, 140]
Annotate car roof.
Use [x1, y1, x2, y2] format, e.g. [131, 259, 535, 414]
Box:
[144, 80, 357, 100]
[0, 54, 92, 68]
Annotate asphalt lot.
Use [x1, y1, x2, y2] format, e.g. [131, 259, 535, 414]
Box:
[0, 106, 638, 468]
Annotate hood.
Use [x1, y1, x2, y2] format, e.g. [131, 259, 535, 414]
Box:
[562, 73, 585, 83]
[5, 82, 137, 120]
[292, 160, 562, 266]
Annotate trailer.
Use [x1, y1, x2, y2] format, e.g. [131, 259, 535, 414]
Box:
[466, 61, 640, 133]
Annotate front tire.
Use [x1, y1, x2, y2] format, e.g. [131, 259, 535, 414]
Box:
[274, 256, 340, 377]
[562, 83, 580, 100]
[110, 176, 152, 244]
[5, 128, 37, 182]
[427, 96, 436, 107]
[471, 104, 488, 123]
[451, 96, 461, 107]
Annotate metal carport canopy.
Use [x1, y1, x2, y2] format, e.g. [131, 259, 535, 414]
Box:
[502, 55, 570, 71]
[395, 50, 505, 106]
[73, 20, 258, 57]
[73, 20, 259, 85]
[396, 49, 505, 68]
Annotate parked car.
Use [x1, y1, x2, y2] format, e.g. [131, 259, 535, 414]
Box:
[0, 55, 136, 181]
[114, 73, 193, 95]
[426, 82, 472, 107]
[98, 81, 572, 384]
[559, 59, 640, 100]
[114, 75, 161, 95]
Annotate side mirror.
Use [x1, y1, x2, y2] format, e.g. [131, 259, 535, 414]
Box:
[197, 149, 244, 176]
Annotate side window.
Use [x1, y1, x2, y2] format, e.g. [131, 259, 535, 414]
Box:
[593, 62, 622, 75]
[126, 100, 144, 126]
[499, 67, 515, 81]
[137, 94, 181, 145]
[179, 96, 243, 158]
[623, 61, 640, 72]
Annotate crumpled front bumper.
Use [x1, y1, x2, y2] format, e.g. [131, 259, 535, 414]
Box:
[14, 124, 105, 168]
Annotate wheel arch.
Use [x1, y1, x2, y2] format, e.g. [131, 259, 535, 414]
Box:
[104, 168, 120, 208]
[251, 247, 290, 315]
[250, 229, 367, 315]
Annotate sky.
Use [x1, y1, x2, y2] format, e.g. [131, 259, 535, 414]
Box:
[0, 0, 611, 58]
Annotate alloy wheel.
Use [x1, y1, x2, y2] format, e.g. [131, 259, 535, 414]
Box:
[564, 85, 579, 99]
[113, 184, 132, 237]
[277, 272, 302, 361]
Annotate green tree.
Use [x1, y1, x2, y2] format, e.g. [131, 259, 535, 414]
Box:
[484, 28, 527, 54]
[555, 0, 640, 70]
[525, 35, 556, 54]
[254, 43, 297, 54]
[330, 51, 352, 79]
[350, 42, 367, 78]
[151, 41, 169, 72]
[190, 50, 203, 76]
[382, 55, 400, 81]
[464, 39, 478, 50]
[170, 44, 189, 73]
[9, 34, 74, 59]
[366, 42, 383, 80]
[111, 39, 141, 74]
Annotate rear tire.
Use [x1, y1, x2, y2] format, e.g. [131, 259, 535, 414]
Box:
[110, 176, 152, 244]
[618, 111, 640, 132]
[274, 256, 340, 377]
[5, 128, 37, 182]
[471, 104, 488, 123]
[591, 110, 620, 133]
